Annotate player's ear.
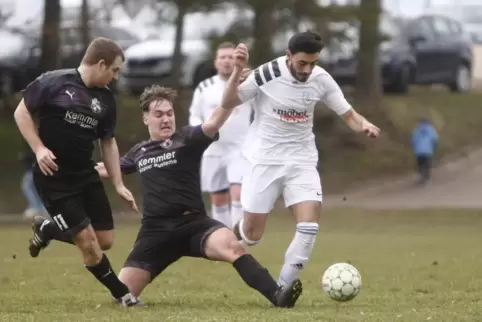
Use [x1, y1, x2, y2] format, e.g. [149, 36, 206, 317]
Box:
[98, 59, 107, 70]
[142, 113, 148, 125]
[286, 49, 292, 59]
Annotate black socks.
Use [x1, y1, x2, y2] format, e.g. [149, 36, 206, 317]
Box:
[233, 254, 279, 304]
[85, 254, 130, 299]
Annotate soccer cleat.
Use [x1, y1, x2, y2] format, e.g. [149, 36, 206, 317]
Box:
[272, 279, 303, 308]
[118, 293, 144, 307]
[28, 216, 51, 258]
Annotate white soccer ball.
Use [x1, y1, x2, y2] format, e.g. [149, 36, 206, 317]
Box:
[321, 262, 362, 302]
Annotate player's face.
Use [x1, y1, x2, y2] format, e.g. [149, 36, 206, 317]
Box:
[214, 48, 235, 77]
[286, 51, 320, 82]
[96, 55, 123, 87]
[143, 100, 176, 140]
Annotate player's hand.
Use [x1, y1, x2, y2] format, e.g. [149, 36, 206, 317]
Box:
[362, 121, 380, 138]
[234, 43, 249, 69]
[35, 146, 58, 176]
[116, 185, 139, 213]
[239, 68, 251, 84]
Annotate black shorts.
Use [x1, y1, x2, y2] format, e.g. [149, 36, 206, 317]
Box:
[124, 213, 225, 280]
[34, 176, 114, 237]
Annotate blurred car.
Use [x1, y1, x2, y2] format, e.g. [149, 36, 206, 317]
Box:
[0, 24, 140, 97]
[325, 14, 473, 93]
[0, 28, 39, 98]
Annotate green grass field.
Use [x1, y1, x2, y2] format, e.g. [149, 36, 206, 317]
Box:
[0, 209, 481, 321]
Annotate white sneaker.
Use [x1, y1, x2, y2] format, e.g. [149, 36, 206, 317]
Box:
[118, 293, 143, 307]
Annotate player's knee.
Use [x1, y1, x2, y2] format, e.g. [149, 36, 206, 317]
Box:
[98, 239, 113, 251]
[73, 227, 102, 263]
[96, 231, 114, 250]
[238, 218, 263, 246]
[227, 238, 247, 257]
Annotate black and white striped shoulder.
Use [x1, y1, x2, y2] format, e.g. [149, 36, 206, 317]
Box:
[196, 76, 216, 93]
[253, 59, 281, 87]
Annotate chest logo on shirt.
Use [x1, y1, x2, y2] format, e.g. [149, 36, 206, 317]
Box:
[91, 98, 102, 113]
[302, 91, 317, 105]
[273, 108, 308, 124]
[138, 151, 177, 173]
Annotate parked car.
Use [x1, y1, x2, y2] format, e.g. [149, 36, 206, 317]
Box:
[325, 14, 473, 93]
[118, 5, 294, 93]
[0, 28, 39, 98]
[0, 24, 140, 97]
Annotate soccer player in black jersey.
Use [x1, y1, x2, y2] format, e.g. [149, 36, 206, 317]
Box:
[95, 44, 302, 308]
[13, 37, 140, 306]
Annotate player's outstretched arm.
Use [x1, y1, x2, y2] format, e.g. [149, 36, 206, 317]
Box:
[100, 138, 138, 212]
[341, 109, 380, 138]
[100, 138, 124, 187]
[319, 73, 380, 139]
[14, 99, 58, 176]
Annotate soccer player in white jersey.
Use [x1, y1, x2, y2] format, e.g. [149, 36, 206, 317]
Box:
[189, 42, 253, 227]
[220, 31, 380, 293]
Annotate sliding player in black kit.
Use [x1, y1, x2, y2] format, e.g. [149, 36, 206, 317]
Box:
[13, 37, 140, 306]
[95, 44, 302, 308]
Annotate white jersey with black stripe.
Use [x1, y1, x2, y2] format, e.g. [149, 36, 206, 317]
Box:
[189, 74, 252, 156]
[237, 56, 352, 166]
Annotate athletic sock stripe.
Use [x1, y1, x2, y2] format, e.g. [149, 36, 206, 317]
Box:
[296, 231, 317, 235]
[297, 227, 319, 232]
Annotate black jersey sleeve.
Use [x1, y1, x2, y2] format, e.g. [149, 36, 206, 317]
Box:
[22, 72, 54, 114]
[97, 93, 117, 140]
[120, 143, 140, 175]
[182, 125, 219, 151]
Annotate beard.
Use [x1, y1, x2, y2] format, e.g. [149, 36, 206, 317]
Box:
[288, 62, 310, 82]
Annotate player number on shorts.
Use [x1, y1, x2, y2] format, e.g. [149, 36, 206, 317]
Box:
[53, 214, 69, 231]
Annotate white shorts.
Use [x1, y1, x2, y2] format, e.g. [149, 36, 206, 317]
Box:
[241, 162, 322, 214]
[200, 153, 248, 193]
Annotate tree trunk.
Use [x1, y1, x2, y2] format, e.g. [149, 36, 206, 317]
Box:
[80, 0, 91, 53]
[171, 4, 187, 127]
[40, 0, 61, 72]
[251, 3, 275, 67]
[354, 0, 382, 111]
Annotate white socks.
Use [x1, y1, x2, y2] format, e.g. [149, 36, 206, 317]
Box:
[278, 222, 319, 287]
[211, 201, 245, 230]
[211, 204, 231, 227]
[230, 200, 244, 229]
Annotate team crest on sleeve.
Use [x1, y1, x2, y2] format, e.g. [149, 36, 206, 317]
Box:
[90, 98, 102, 113]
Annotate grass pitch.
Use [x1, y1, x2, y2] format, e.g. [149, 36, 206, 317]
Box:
[0, 208, 481, 322]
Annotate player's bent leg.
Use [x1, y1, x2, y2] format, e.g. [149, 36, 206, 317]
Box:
[278, 201, 321, 287]
[234, 162, 283, 245]
[118, 267, 151, 298]
[73, 225, 139, 306]
[202, 226, 303, 308]
[94, 230, 114, 250]
[233, 212, 268, 246]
